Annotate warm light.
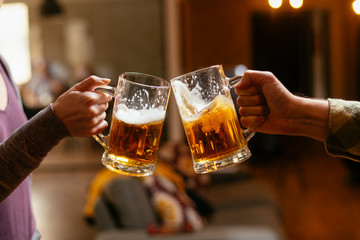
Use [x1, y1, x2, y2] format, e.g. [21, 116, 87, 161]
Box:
[0, 3, 31, 85]
[269, 0, 282, 9]
[353, 0, 360, 15]
[290, 0, 303, 9]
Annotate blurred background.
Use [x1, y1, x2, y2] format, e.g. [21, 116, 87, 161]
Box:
[1, 0, 360, 239]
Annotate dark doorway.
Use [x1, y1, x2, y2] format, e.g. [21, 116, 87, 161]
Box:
[252, 11, 328, 96]
[250, 11, 330, 160]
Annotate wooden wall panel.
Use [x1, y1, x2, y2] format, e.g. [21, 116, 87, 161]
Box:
[181, 0, 251, 73]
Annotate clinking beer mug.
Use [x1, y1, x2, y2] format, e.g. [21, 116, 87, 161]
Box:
[170, 65, 254, 174]
[93, 72, 171, 176]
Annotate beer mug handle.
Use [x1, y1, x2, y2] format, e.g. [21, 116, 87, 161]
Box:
[243, 128, 255, 142]
[93, 133, 108, 148]
[92, 86, 115, 148]
[94, 86, 116, 97]
[228, 75, 255, 142]
[228, 75, 243, 88]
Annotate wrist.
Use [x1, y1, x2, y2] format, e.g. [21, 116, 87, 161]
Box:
[292, 96, 329, 142]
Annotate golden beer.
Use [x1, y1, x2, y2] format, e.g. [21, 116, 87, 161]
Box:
[182, 95, 247, 169]
[105, 109, 165, 175]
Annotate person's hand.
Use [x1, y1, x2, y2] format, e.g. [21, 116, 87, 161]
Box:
[234, 70, 296, 134]
[234, 70, 328, 141]
[52, 75, 113, 137]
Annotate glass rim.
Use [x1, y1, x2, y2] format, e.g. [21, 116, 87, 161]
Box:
[170, 64, 223, 82]
[119, 72, 171, 89]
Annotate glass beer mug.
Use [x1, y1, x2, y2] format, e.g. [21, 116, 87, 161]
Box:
[170, 65, 254, 174]
[94, 72, 171, 176]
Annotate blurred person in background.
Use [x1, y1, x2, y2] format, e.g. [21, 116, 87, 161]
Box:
[234, 70, 360, 161]
[21, 59, 69, 119]
[0, 1, 112, 238]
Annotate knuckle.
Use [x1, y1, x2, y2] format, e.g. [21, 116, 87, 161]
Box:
[237, 96, 245, 105]
[87, 109, 98, 119]
[240, 118, 250, 128]
[238, 107, 247, 116]
[89, 118, 98, 126]
[265, 71, 275, 79]
[87, 75, 98, 82]
[89, 129, 99, 135]
[264, 71, 272, 76]
[87, 95, 98, 105]
[90, 122, 107, 135]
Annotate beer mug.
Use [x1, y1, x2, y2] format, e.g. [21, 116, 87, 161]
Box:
[170, 65, 254, 174]
[94, 72, 171, 176]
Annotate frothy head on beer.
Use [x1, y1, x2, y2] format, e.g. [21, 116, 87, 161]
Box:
[115, 104, 166, 124]
[172, 81, 234, 123]
[172, 81, 206, 116]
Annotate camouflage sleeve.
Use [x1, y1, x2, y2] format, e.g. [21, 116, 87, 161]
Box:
[325, 98, 360, 161]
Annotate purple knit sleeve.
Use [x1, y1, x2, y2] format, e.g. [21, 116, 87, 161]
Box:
[0, 104, 70, 201]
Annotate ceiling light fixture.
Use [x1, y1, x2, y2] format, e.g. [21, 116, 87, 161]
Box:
[290, 0, 303, 9]
[353, 0, 360, 15]
[269, 0, 282, 9]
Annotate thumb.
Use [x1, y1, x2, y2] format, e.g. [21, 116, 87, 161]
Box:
[73, 75, 111, 92]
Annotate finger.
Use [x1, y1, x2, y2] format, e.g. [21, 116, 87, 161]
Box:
[239, 106, 268, 117]
[90, 120, 109, 135]
[240, 116, 266, 128]
[74, 75, 111, 92]
[94, 112, 107, 126]
[93, 91, 113, 104]
[237, 95, 263, 106]
[88, 103, 109, 118]
[234, 86, 259, 96]
[234, 70, 275, 92]
[88, 111, 107, 126]
[80, 91, 112, 107]
[234, 70, 254, 90]
[98, 102, 109, 114]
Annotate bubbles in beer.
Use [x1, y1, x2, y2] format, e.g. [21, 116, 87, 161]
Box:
[107, 104, 166, 169]
[180, 94, 246, 164]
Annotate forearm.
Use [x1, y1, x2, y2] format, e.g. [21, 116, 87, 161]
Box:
[289, 96, 329, 142]
[0, 105, 70, 201]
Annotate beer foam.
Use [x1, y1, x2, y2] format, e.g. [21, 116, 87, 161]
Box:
[172, 81, 236, 123]
[181, 95, 234, 122]
[115, 105, 165, 124]
[172, 81, 207, 116]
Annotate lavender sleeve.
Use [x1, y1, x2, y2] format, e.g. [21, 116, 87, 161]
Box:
[0, 104, 71, 201]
